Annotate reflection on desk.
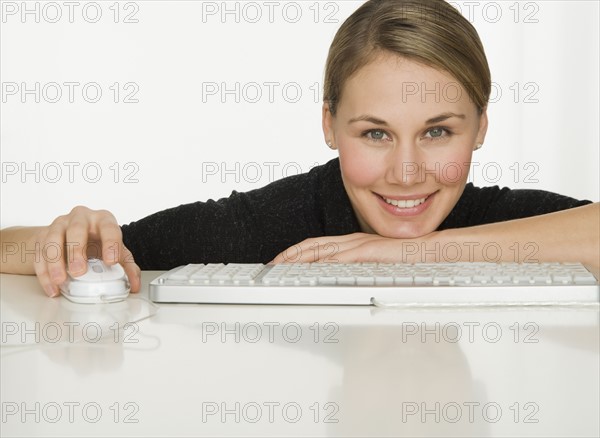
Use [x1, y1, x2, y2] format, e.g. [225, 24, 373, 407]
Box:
[1, 272, 598, 437]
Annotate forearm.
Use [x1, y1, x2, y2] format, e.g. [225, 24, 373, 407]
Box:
[426, 203, 599, 272]
[0, 226, 46, 274]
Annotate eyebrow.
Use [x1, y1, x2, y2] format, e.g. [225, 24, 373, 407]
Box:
[425, 112, 466, 124]
[348, 115, 389, 126]
[348, 112, 466, 126]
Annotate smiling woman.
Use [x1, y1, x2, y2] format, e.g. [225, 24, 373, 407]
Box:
[327, 54, 486, 238]
[1, 0, 599, 297]
[322, 0, 491, 241]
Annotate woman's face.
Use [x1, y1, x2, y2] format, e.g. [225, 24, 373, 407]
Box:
[323, 53, 488, 238]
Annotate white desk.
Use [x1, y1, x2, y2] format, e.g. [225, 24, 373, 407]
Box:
[1, 272, 598, 437]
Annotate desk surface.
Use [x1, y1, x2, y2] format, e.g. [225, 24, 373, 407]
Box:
[1, 272, 598, 437]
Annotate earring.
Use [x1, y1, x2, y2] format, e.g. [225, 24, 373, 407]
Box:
[474, 142, 483, 150]
[327, 141, 335, 150]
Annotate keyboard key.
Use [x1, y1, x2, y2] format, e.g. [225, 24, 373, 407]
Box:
[414, 275, 433, 285]
[169, 264, 202, 280]
[552, 273, 572, 284]
[574, 273, 598, 285]
[280, 277, 298, 286]
[433, 276, 452, 286]
[472, 275, 491, 284]
[337, 277, 356, 285]
[232, 274, 254, 281]
[356, 276, 375, 285]
[512, 275, 532, 284]
[318, 276, 337, 285]
[453, 275, 472, 285]
[261, 277, 279, 286]
[375, 277, 395, 285]
[298, 276, 318, 286]
[394, 276, 413, 286]
[492, 275, 512, 284]
[532, 275, 552, 285]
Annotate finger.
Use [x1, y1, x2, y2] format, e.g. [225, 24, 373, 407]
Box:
[316, 247, 362, 263]
[272, 236, 363, 264]
[120, 245, 142, 293]
[34, 262, 60, 297]
[64, 216, 89, 277]
[32, 230, 60, 297]
[319, 239, 396, 264]
[94, 212, 141, 292]
[301, 235, 378, 263]
[272, 241, 321, 264]
[44, 219, 69, 286]
[273, 243, 304, 264]
[96, 213, 122, 265]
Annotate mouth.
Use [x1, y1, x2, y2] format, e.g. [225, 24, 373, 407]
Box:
[381, 195, 428, 209]
[374, 191, 437, 216]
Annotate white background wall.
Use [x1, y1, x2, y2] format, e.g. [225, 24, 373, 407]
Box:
[1, 0, 598, 228]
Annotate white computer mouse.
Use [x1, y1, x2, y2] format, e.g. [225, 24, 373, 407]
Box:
[60, 258, 130, 304]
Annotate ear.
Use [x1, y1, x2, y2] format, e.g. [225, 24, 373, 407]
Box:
[322, 102, 336, 148]
[476, 107, 489, 146]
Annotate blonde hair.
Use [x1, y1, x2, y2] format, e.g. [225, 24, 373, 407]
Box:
[323, 0, 491, 115]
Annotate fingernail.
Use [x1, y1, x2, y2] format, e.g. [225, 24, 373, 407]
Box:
[69, 260, 84, 273]
[44, 285, 58, 297]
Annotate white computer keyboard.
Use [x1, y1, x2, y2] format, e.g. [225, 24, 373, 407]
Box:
[149, 262, 599, 306]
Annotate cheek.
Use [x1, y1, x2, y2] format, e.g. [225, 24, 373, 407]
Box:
[427, 149, 473, 186]
[338, 143, 382, 188]
[437, 160, 471, 185]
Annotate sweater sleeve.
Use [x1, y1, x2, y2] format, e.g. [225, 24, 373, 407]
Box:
[438, 184, 594, 230]
[121, 159, 359, 269]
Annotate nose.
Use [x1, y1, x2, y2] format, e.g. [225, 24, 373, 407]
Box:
[385, 140, 425, 186]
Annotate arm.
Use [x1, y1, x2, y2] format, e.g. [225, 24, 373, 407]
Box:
[1, 207, 142, 297]
[432, 203, 599, 272]
[0, 159, 352, 296]
[1, 226, 46, 275]
[272, 203, 600, 275]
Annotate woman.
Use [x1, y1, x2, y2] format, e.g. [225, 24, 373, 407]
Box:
[2, 0, 598, 297]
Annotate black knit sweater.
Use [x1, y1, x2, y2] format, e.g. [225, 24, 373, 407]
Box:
[121, 158, 591, 269]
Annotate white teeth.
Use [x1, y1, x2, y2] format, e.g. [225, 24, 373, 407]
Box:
[384, 196, 427, 208]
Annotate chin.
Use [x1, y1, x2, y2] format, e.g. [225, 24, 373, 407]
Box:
[376, 223, 436, 240]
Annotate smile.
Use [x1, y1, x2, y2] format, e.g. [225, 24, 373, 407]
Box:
[382, 196, 428, 208]
[374, 191, 437, 217]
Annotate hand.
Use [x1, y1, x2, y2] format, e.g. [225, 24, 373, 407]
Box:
[32, 206, 141, 297]
[270, 232, 423, 264]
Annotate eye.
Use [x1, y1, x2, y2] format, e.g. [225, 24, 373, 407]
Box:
[424, 126, 452, 140]
[362, 129, 391, 142]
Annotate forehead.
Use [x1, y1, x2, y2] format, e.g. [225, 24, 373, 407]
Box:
[340, 54, 476, 119]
